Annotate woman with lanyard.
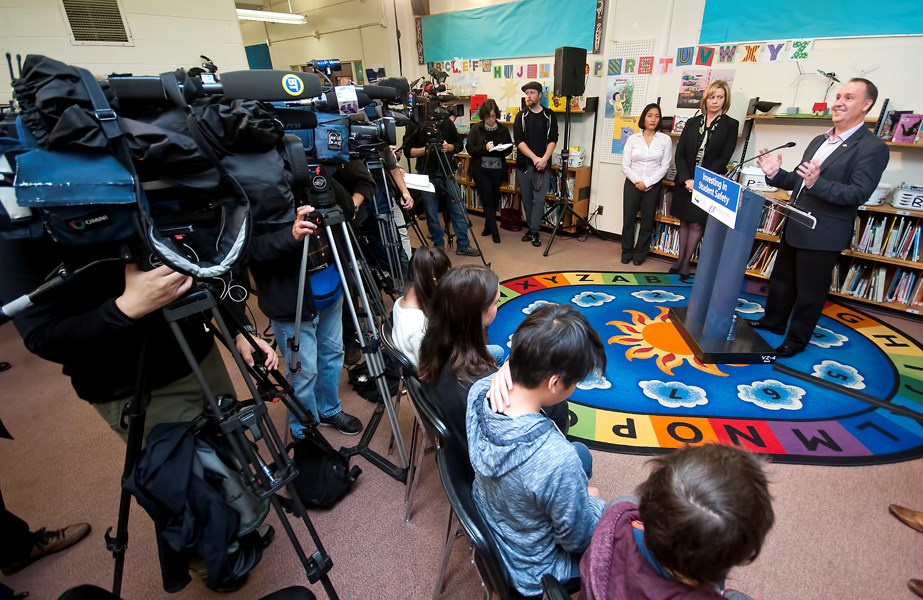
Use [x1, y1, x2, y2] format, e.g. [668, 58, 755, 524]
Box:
[670, 80, 738, 279]
[466, 98, 514, 243]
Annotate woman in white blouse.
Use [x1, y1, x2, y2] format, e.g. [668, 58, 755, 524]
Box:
[620, 103, 672, 266]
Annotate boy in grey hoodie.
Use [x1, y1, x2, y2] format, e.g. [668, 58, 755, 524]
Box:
[466, 303, 607, 596]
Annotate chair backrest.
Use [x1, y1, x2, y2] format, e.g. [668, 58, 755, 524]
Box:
[435, 442, 533, 600]
[540, 574, 571, 600]
[405, 374, 450, 442]
[379, 319, 417, 379]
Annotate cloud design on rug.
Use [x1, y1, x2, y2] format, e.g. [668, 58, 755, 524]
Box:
[632, 290, 684, 303]
[811, 360, 866, 389]
[573, 291, 616, 307]
[738, 379, 805, 411]
[810, 326, 848, 349]
[735, 298, 763, 315]
[578, 371, 612, 390]
[523, 300, 556, 314]
[639, 380, 707, 408]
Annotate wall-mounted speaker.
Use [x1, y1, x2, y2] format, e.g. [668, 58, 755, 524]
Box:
[553, 46, 587, 97]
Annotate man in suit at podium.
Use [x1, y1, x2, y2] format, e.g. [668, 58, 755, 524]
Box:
[752, 78, 889, 357]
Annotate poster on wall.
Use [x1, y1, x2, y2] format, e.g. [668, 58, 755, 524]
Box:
[677, 68, 735, 109]
[611, 115, 639, 155]
[605, 76, 634, 118]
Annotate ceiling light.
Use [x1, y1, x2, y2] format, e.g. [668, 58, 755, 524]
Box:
[236, 8, 306, 25]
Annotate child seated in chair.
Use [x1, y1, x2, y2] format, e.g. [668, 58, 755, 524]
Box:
[580, 443, 774, 600]
[466, 303, 607, 596]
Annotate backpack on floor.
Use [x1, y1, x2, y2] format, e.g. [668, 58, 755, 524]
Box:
[284, 425, 362, 510]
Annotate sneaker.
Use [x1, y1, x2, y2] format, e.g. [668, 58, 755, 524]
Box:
[320, 411, 363, 435]
[456, 246, 481, 257]
[521, 233, 533, 242]
[344, 346, 362, 365]
[531, 235, 542, 247]
[1, 523, 91, 575]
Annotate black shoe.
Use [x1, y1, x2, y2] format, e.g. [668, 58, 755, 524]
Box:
[668, 264, 681, 274]
[1, 523, 91, 575]
[633, 259, 644, 266]
[320, 411, 363, 435]
[620, 256, 631, 264]
[344, 346, 362, 365]
[481, 228, 490, 237]
[521, 233, 534, 242]
[749, 319, 785, 335]
[531, 235, 542, 247]
[492, 232, 501, 243]
[456, 246, 482, 257]
[774, 343, 803, 358]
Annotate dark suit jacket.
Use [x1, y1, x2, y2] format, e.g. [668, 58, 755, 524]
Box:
[767, 125, 889, 251]
[674, 113, 740, 183]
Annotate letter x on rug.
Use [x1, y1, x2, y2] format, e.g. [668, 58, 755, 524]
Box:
[488, 271, 923, 466]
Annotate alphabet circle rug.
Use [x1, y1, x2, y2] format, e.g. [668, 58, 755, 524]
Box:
[491, 271, 923, 466]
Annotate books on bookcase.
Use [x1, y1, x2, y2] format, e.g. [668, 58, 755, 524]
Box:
[892, 113, 923, 144]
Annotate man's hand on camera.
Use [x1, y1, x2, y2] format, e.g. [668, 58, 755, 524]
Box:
[116, 263, 194, 320]
[292, 205, 318, 242]
[351, 193, 365, 217]
[235, 333, 279, 371]
[441, 141, 454, 153]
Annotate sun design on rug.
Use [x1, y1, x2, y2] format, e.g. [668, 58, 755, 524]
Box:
[607, 306, 736, 377]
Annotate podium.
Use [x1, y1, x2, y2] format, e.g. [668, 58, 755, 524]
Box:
[669, 168, 781, 364]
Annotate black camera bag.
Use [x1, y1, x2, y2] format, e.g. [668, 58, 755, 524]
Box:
[281, 426, 362, 510]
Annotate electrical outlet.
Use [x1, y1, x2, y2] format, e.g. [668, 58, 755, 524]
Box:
[596, 206, 604, 215]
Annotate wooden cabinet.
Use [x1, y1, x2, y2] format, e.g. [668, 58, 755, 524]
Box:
[649, 114, 923, 314]
[454, 153, 591, 234]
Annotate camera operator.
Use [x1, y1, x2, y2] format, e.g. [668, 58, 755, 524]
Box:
[245, 169, 364, 437]
[403, 112, 481, 257]
[0, 235, 277, 443]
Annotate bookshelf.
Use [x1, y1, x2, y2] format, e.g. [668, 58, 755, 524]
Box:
[454, 153, 591, 234]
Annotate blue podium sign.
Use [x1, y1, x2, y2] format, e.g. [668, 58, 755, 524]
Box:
[691, 166, 742, 229]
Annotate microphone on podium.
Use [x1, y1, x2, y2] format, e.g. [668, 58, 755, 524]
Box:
[727, 141, 796, 179]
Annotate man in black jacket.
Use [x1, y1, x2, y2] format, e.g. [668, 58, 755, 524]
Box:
[754, 78, 889, 357]
[0, 236, 276, 441]
[403, 118, 481, 256]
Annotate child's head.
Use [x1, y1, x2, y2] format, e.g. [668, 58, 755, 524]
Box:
[408, 247, 452, 315]
[508, 304, 605, 399]
[418, 265, 499, 383]
[638, 443, 774, 586]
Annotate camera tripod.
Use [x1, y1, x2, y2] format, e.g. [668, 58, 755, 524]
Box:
[288, 171, 409, 482]
[0, 256, 339, 599]
[541, 95, 601, 257]
[357, 150, 409, 295]
[419, 138, 490, 267]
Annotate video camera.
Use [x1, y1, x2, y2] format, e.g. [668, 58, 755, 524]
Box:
[405, 68, 464, 145]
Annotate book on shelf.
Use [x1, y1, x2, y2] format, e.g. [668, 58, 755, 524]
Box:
[874, 98, 891, 137]
[672, 115, 690, 135]
[879, 110, 913, 141]
[830, 263, 841, 293]
[910, 276, 923, 307]
[892, 113, 923, 144]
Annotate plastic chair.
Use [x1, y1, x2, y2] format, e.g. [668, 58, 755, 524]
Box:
[434, 441, 534, 600]
[540, 574, 573, 600]
[378, 321, 448, 522]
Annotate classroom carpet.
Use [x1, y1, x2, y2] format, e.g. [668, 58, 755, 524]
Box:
[490, 270, 923, 466]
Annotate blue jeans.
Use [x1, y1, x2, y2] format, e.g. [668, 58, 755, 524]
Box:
[572, 441, 593, 479]
[487, 344, 505, 367]
[420, 176, 471, 250]
[272, 295, 344, 439]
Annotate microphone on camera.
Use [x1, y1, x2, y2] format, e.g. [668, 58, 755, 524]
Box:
[217, 70, 323, 100]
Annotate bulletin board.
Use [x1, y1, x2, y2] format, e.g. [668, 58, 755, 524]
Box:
[598, 39, 653, 165]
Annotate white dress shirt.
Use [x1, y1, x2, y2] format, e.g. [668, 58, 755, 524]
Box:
[622, 131, 673, 189]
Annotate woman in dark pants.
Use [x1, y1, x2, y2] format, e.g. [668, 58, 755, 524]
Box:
[621, 103, 672, 266]
[671, 80, 739, 278]
[466, 99, 514, 243]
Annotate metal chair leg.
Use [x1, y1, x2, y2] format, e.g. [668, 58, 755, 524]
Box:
[434, 504, 459, 598]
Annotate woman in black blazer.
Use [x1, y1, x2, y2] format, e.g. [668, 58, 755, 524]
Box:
[671, 80, 738, 278]
[466, 99, 514, 243]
